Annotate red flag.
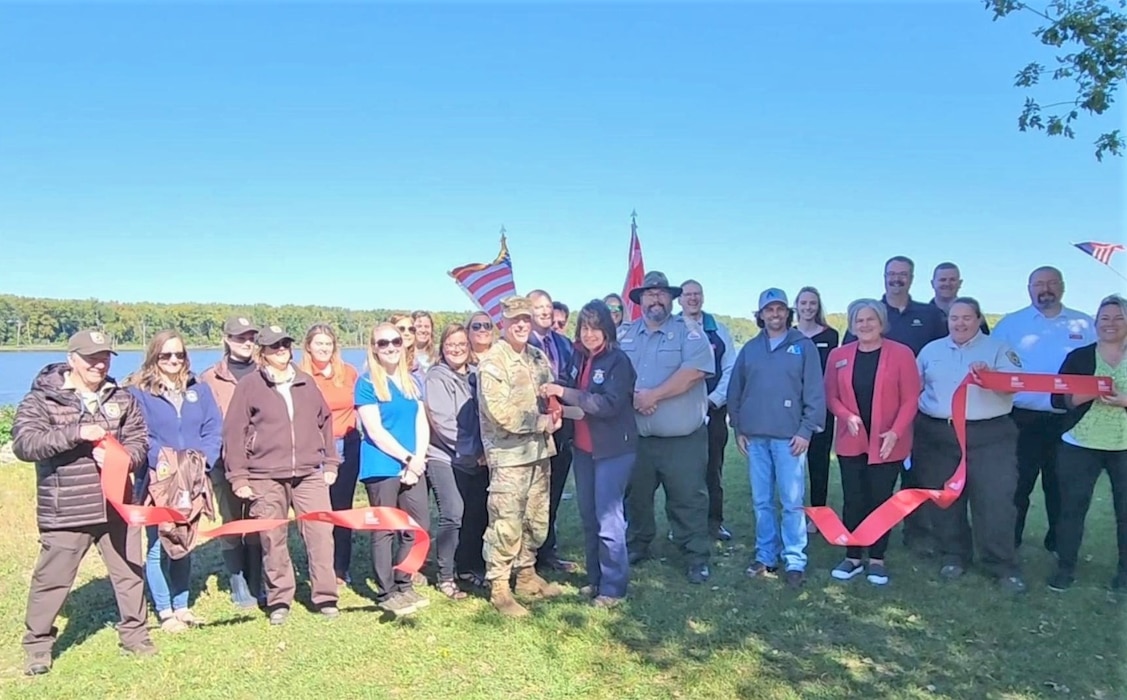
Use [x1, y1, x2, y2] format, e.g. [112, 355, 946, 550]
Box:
[621, 213, 646, 322]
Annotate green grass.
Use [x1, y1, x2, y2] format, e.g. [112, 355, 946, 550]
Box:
[0, 451, 1122, 699]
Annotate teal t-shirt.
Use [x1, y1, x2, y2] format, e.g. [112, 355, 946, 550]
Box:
[355, 373, 419, 480]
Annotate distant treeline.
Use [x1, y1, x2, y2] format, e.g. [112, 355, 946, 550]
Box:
[0, 293, 1002, 349]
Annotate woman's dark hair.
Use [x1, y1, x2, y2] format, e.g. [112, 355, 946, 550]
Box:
[573, 300, 619, 349]
[950, 296, 983, 319]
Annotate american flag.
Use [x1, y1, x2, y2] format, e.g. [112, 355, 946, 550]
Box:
[1074, 241, 1125, 266]
[449, 234, 517, 323]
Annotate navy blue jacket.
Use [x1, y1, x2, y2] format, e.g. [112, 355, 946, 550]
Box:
[558, 345, 638, 460]
[128, 376, 223, 500]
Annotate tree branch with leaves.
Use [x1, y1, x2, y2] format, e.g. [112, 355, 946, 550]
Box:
[986, 0, 1126, 160]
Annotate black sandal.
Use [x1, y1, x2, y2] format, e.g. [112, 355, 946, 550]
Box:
[437, 580, 468, 600]
[456, 571, 487, 589]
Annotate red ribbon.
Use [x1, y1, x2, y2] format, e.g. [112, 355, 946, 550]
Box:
[806, 371, 1115, 548]
[96, 438, 430, 574]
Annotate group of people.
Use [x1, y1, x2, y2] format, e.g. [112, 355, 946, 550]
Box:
[9, 256, 1127, 676]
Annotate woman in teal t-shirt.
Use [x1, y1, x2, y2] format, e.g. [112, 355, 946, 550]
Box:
[1050, 294, 1127, 592]
[355, 322, 431, 617]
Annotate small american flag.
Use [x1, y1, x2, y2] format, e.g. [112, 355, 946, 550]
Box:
[1074, 241, 1125, 266]
[449, 235, 517, 323]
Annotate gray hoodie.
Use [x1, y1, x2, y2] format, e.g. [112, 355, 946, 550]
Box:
[726, 328, 826, 441]
[424, 362, 482, 470]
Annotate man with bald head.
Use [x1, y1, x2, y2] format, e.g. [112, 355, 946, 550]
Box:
[993, 266, 1095, 555]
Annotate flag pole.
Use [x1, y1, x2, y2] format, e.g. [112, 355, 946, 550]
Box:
[1070, 241, 1127, 283]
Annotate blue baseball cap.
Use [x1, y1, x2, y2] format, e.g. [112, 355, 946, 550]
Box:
[758, 288, 789, 312]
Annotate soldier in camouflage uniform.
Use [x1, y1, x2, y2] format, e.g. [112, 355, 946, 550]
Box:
[477, 296, 565, 617]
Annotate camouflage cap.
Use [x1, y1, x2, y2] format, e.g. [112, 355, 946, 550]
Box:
[500, 296, 534, 320]
[628, 270, 682, 304]
[67, 329, 117, 356]
[223, 315, 259, 336]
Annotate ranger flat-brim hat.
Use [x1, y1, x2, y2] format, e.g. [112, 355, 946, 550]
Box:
[629, 270, 682, 304]
[256, 325, 295, 347]
[68, 329, 117, 356]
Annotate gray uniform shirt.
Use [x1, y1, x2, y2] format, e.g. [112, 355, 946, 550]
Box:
[620, 315, 715, 438]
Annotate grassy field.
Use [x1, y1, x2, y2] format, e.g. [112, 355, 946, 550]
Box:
[0, 451, 1122, 700]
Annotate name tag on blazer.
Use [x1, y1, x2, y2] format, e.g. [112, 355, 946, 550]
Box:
[835, 359, 848, 368]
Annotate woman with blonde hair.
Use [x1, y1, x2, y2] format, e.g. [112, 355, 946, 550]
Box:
[467, 311, 495, 359]
[794, 286, 840, 530]
[299, 323, 361, 585]
[126, 330, 223, 631]
[355, 322, 432, 616]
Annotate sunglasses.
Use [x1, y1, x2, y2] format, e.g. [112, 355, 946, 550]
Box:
[606, 305, 622, 312]
[268, 340, 293, 350]
[375, 337, 404, 349]
[470, 321, 493, 331]
[157, 352, 187, 361]
[396, 326, 416, 335]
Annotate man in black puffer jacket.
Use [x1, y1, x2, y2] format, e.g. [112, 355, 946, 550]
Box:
[12, 330, 154, 676]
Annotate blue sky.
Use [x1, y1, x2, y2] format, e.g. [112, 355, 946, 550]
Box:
[0, 2, 1122, 318]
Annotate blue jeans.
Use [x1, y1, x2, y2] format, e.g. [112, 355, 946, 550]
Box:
[145, 525, 191, 613]
[748, 437, 808, 572]
[573, 449, 635, 598]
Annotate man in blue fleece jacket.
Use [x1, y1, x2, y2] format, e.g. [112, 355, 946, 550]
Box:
[727, 288, 826, 589]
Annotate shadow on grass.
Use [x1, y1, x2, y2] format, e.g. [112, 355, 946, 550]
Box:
[588, 522, 1125, 698]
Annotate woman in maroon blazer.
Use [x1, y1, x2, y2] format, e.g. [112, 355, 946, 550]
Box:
[824, 299, 920, 586]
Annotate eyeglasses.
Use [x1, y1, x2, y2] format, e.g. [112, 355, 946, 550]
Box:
[444, 342, 469, 351]
[375, 337, 404, 349]
[470, 321, 493, 331]
[157, 352, 187, 361]
[268, 340, 292, 351]
[396, 326, 416, 335]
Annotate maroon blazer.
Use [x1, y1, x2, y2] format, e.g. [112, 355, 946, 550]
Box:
[823, 339, 920, 464]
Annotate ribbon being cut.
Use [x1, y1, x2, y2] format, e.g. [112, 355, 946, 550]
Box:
[95, 438, 431, 574]
[806, 370, 1115, 547]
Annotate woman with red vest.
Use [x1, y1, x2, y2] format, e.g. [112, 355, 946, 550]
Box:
[823, 299, 919, 586]
[541, 300, 638, 607]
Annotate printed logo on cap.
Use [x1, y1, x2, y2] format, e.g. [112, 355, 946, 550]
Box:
[90, 331, 106, 344]
[270, 325, 282, 333]
[238, 317, 249, 326]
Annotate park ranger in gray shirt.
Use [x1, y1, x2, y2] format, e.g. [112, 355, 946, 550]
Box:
[619, 271, 715, 584]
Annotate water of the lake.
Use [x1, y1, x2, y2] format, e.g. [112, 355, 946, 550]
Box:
[0, 349, 373, 406]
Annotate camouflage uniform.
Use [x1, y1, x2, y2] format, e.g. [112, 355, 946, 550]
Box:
[477, 303, 557, 584]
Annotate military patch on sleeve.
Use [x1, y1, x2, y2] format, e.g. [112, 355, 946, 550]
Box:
[1005, 350, 1022, 368]
[481, 363, 504, 380]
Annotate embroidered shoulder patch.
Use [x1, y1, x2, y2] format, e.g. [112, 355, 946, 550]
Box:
[1005, 350, 1022, 368]
[481, 364, 504, 380]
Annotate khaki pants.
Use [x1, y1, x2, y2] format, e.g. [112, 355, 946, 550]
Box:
[483, 460, 550, 582]
[247, 475, 337, 609]
[23, 511, 150, 655]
